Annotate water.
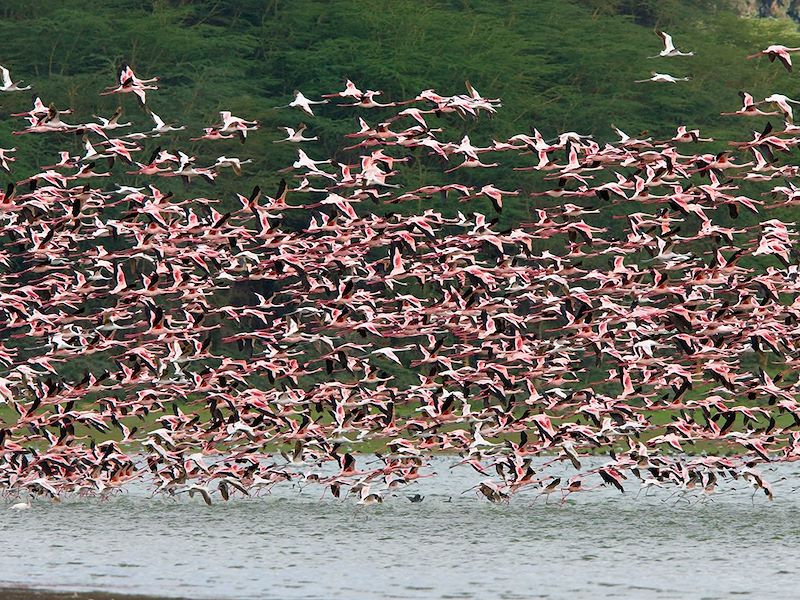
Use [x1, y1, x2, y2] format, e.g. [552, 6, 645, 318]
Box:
[2, 457, 799, 599]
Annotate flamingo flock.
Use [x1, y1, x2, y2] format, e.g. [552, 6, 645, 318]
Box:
[2, 34, 800, 507]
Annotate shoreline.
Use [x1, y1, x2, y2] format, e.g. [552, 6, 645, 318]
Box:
[0, 587, 187, 600]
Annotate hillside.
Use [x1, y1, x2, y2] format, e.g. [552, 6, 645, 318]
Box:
[0, 0, 797, 222]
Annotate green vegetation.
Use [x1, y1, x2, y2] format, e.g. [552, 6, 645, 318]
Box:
[0, 0, 797, 218]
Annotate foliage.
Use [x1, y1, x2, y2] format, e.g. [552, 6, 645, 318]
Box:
[0, 1, 796, 202]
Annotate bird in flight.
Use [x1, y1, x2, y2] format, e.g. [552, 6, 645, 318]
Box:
[747, 44, 800, 72]
[635, 72, 692, 83]
[650, 31, 694, 58]
[281, 90, 328, 117]
[0, 65, 30, 92]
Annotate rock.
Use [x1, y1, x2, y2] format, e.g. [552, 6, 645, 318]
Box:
[732, 0, 800, 21]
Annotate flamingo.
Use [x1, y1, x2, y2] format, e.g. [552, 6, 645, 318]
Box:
[721, 91, 781, 117]
[9, 497, 32, 510]
[649, 31, 694, 58]
[213, 156, 252, 175]
[281, 90, 328, 117]
[747, 44, 800, 72]
[635, 72, 691, 83]
[321, 79, 363, 99]
[146, 108, 185, 134]
[0, 65, 30, 92]
[274, 124, 318, 143]
[100, 66, 157, 104]
[92, 107, 132, 131]
[217, 111, 258, 142]
[0, 147, 16, 173]
[759, 93, 800, 123]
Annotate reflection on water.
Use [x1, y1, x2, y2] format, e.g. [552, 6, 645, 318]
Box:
[2, 457, 799, 599]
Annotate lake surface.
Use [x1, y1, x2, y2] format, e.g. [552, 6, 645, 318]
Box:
[2, 457, 798, 599]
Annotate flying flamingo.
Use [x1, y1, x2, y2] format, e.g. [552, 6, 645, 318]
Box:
[274, 124, 318, 143]
[650, 31, 694, 58]
[281, 90, 328, 117]
[721, 91, 781, 117]
[635, 72, 691, 83]
[321, 79, 363, 100]
[100, 65, 158, 104]
[758, 93, 800, 123]
[146, 108, 185, 134]
[747, 44, 800, 72]
[0, 65, 30, 92]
